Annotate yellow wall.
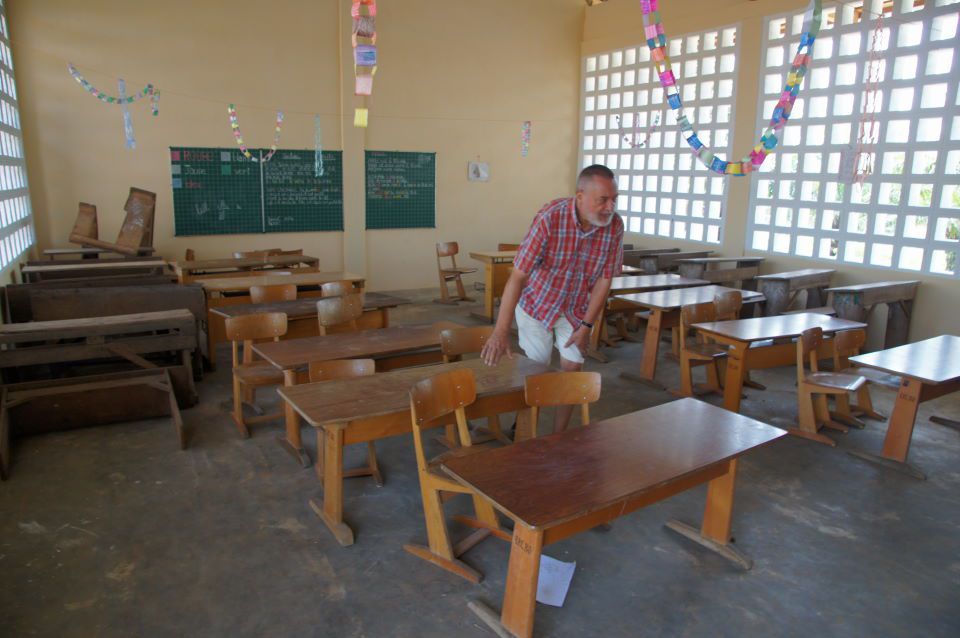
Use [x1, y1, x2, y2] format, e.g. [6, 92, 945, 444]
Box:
[9, 0, 584, 290]
[584, 0, 959, 342]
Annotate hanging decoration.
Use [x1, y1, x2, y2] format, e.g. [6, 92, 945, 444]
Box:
[227, 104, 284, 163]
[616, 111, 662, 148]
[67, 63, 159, 149]
[521, 121, 531, 157]
[352, 0, 377, 127]
[640, 0, 821, 175]
[853, 11, 884, 185]
[314, 115, 325, 177]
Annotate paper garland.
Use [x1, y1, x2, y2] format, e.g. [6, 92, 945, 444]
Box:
[67, 63, 159, 149]
[616, 111, 661, 149]
[314, 115, 325, 177]
[227, 104, 284, 163]
[640, 0, 821, 175]
[854, 12, 884, 185]
[521, 121, 531, 157]
[352, 0, 377, 127]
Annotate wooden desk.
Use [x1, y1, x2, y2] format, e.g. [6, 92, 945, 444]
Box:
[826, 280, 920, 349]
[470, 251, 516, 323]
[172, 254, 320, 284]
[693, 313, 867, 414]
[280, 355, 550, 546]
[42, 246, 156, 260]
[756, 269, 834, 316]
[848, 336, 960, 479]
[589, 274, 707, 362]
[444, 398, 786, 638]
[20, 259, 169, 283]
[622, 247, 680, 268]
[636, 250, 713, 274]
[253, 321, 462, 468]
[677, 257, 765, 290]
[619, 264, 644, 275]
[615, 285, 765, 387]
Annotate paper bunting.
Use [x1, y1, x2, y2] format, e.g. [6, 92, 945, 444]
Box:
[521, 121, 531, 157]
[640, 0, 822, 175]
[67, 63, 159, 149]
[854, 12, 884, 185]
[314, 115, 324, 177]
[352, 0, 377, 127]
[227, 104, 284, 163]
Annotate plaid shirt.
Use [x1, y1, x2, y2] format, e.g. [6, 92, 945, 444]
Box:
[514, 197, 623, 330]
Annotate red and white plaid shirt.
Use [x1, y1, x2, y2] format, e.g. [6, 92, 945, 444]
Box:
[514, 197, 623, 330]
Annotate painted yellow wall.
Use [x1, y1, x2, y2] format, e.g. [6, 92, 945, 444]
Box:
[584, 0, 959, 342]
[9, 0, 584, 290]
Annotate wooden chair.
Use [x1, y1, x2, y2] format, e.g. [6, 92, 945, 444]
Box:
[70, 188, 156, 256]
[435, 242, 476, 304]
[714, 290, 765, 391]
[307, 359, 383, 486]
[184, 248, 195, 261]
[678, 302, 727, 397]
[250, 284, 297, 304]
[316, 294, 364, 335]
[497, 243, 520, 251]
[523, 371, 601, 438]
[403, 368, 509, 583]
[224, 312, 288, 438]
[790, 327, 867, 447]
[320, 280, 357, 298]
[830, 328, 893, 425]
[438, 327, 508, 445]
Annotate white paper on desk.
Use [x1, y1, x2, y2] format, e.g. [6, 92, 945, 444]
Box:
[536, 555, 576, 607]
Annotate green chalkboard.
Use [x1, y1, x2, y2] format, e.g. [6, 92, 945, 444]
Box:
[170, 147, 343, 236]
[365, 151, 436, 229]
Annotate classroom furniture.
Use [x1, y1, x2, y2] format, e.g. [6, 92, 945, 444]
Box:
[792, 327, 867, 447]
[524, 371, 601, 435]
[677, 257, 765, 289]
[497, 243, 521, 251]
[615, 286, 765, 387]
[172, 254, 320, 284]
[439, 326, 508, 445]
[690, 313, 868, 414]
[277, 355, 550, 545]
[69, 187, 156, 256]
[714, 289, 765, 391]
[848, 336, 960, 480]
[249, 284, 297, 304]
[678, 302, 727, 397]
[443, 398, 786, 638]
[621, 247, 680, 268]
[69, 202, 98, 244]
[403, 368, 509, 582]
[830, 329, 891, 425]
[225, 312, 288, 439]
[636, 250, 714, 274]
[756, 269, 835, 316]
[253, 321, 463, 468]
[436, 242, 476, 304]
[321, 280, 355, 297]
[469, 250, 516, 322]
[184, 248, 196, 261]
[317, 295, 363, 335]
[20, 258, 169, 283]
[825, 280, 920, 349]
[41, 246, 156, 260]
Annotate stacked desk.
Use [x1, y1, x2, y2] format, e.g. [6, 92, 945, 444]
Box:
[826, 280, 920, 349]
[756, 269, 835, 316]
[677, 256, 764, 289]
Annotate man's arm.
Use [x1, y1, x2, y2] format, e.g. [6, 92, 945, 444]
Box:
[480, 266, 528, 366]
[563, 276, 612, 356]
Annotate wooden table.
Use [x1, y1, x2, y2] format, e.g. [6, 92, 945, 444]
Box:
[847, 336, 960, 479]
[622, 247, 679, 268]
[253, 321, 462, 468]
[279, 355, 550, 546]
[826, 280, 920, 349]
[172, 254, 320, 284]
[20, 258, 169, 283]
[636, 250, 713, 274]
[692, 313, 867, 414]
[756, 269, 835, 316]
[615, 285, 765, 387]
[42, 246, 156, 260]
[677, 257, 765, 289]
[444, 398, 786, 638]
[469, 251, 516, 322]
[588, 274, 707, 362]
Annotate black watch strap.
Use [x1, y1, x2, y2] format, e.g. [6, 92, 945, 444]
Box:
[580, 319, 594, 329]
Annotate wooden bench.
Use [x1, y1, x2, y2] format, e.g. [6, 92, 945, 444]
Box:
[677, 257, 765, 290]
[42, 246, 156, 260]
[825, 280, 920, 349]
[637, 250, 714, 274]
[172, 254, 321, 284]
[756, 268, 835, 316]
[19, 259, 170, 283]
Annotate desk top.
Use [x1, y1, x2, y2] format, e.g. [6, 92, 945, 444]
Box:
[0, 309, 195, 344]
[21, 260, 167, 274]
[470, 251, 517, 263]
[755, 268, 834, 281]
[850, 335, 960, 385]
[616, 285, 763, 311]
[253, 320, 463, 370]
[196, 271, 364, 293]
[42, 247, 156, 257]
[676, 256, 765, 265]
[279, 355, 550, 429]
[172, 254, 319, 273]
[209, 292, 410, 320]
[826, 280, 920, 294]
[693, 312, 866, 343]
[442, 398, 786, 530]
[610, 274, 707, 294]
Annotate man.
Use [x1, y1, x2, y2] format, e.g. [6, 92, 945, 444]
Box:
[480, 164, 623, 432]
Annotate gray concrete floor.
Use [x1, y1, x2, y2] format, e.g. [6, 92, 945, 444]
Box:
[2, 288, 959, 637]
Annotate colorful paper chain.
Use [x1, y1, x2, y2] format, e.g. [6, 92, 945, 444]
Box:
[67, 63, 159, 115]
[352, 0, 377, 128]
[227, 104, 284, 163]
[640, 0, 821, 175]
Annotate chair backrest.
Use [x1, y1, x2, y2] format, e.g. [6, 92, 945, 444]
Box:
[436, 242, 460, 270]
[116, 188, 156, 249]
[524, 371, 602, 430]
[409, 368, 478, 470]
[234, 248, 281, 259]
[224, 312, 288, 366]
[250, 284, 297, 304]
[713, 290, 743, 321]
[71, 202, 99, 240]
[832, 328, 867, 372]
[797, 327, 824, 381]
[184, 248, 196, 261]
[680, 301, 716, 350]
[497, 243, 520, 251]
[321, 280, 356, 298]
[316, 294, 364, 335]
[440, 326, 493, 363]
[308, 358, 375, 383]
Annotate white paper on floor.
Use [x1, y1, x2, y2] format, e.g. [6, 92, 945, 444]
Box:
[536, 555, 576, 607]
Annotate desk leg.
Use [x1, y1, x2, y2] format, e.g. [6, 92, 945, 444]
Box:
[309, 425, 355, 546]
[620, 309, 663, 388]
[470, 523, 543, 638]
[276, 369, 311, 468]
[722, 343, 748, 413]
[930, 415, 960, 431]
[664, 459, 752, 570]
[848, 378, 926, 480]
[484, 264, 496, 322]
[586, 312, 609, 363]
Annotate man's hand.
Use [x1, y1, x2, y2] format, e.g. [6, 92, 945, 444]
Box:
[563, 324, 592, 357]
[481, 329, 513, 366]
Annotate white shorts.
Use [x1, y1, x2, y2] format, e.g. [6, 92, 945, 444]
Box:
[515, 305, 585, 365]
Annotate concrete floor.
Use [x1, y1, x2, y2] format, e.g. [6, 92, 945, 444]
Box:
[2, 288, 959, 637]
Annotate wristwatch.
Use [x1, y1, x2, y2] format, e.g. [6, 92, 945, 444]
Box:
[580, 319, 594, 329]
